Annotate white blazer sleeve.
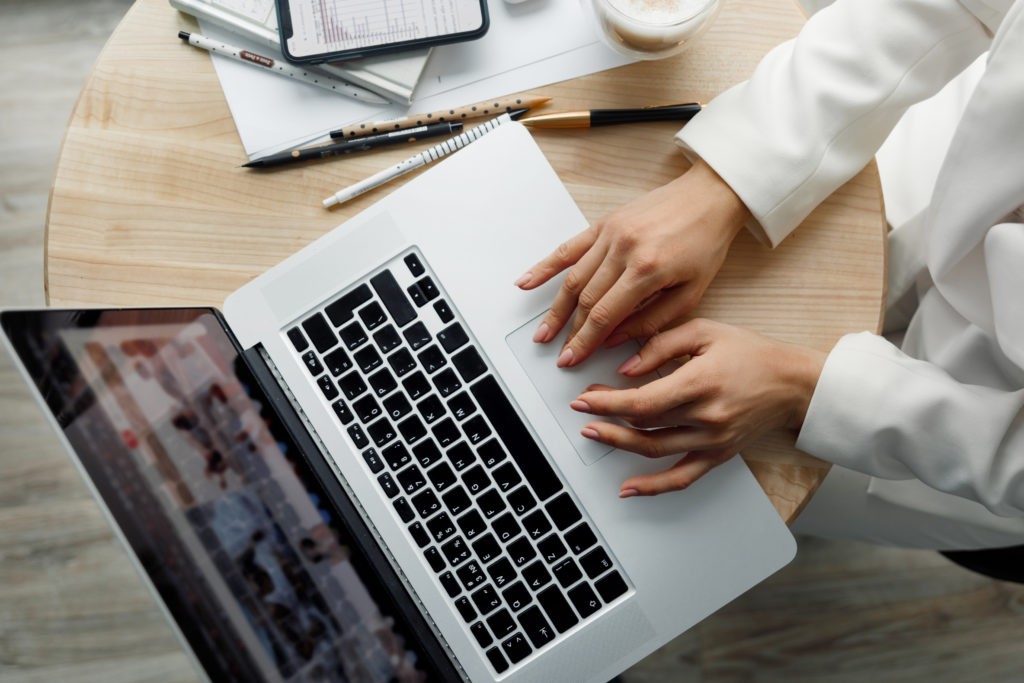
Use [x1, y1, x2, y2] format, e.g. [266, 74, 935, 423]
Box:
[796, 332, 1024, 517]
[675, 0, 995, 246]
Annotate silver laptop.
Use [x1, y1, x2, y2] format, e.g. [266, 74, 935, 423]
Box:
[2, 122, 794, 682]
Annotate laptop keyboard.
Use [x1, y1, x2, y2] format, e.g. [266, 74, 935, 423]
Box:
[285, 249, 629, 675]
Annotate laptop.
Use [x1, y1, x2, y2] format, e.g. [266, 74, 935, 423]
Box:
[1, 122, 795, 682]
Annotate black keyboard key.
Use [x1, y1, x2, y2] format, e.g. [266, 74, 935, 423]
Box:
[417, 276, 440, 301]
[301, 350, 323, 376]
[387, 348, 417, 377]
[462, 415, 491, 444]
[507, 486, 536, 516]
[338, 372, 367, 400]
[347, 424, 368, 449]
[398, 415, 427, 444]
[472, 376, 563, 501]
[472, 533, 501, 564]
[432, 418, 460, 448]
[568, 583, 602, 619]
[355, 346, 383, 374]
[418, 345, 447, 374]
[508, 537, 537, 567]
[409, 521, 430, 548]
[412, 489, 442, 519]
[447, 392, 476, 421]
[492, 512, 521, 544]
[427, 462, 457, 492]
[368, 418, 396, 447]
[502, 581, 532, 613]
[325, 283, 372, 326]
[302, 313, 337, 353]
[580, 547, 613, 579]
[370, 269, 416, 327]
[404, 252, 425, 277]
[353, 395, 382, 423]
[487, 558, 516, 589]
[521, 561, 552, 592]
[372, 324, 401, 353]
[417, 395, 445, 424]
[286, 326, 308, 352]
[403, 372, 430, 400]
[522, 511, 552, 543]
[406, 282, 427, 307]
[455, 596, 476, 623]
[461, 465, 490, 496]
[501, 633, 531, 665]
[323, 347, 352, 376]
[439, 571, 461, 598]
[446, 441, 475, 471]
[397, 464, 427, 495]
[518, 606, 556, 649]
[361, 447, 384, 473]
[377, 472, 398, 499]
[457, 561, 487, 590]
[433, 299, 454, 323]
[538, 535, 568, 565]
[553, 558, 583, 588]
[412, 440, 442, 469]
[457, 509, 487, 540]
[393, 497, 415, 523]
[546, 493, 583, 531]
[339, 321, 368, 350]
[382, 442, 411, 471]
[480, 440, 508, 470]
[424, 546, 445, 573]
[358, 301, 388, 330]
[488, 608, 517, 639]
[368, 368, 397, 397]
[441, 536, 471, 567]
[426, 512, 456, 543]
[565, 523, 598, 555]
[485, 647, 507, 673]
[403, 321, 432, 351]
[474, 623, 495, 648]
[595, 571, 628, 603]
[437, 322, 469, 353]
[453, 346, 488, 383]
[383, 393, 412, 420]
[538, 586, 579, 634]
[317, 375, 339, 401]
[433, 368, 462, 398]
[477, 489, 506, 519]
[471, 584, 502, 615]
[332, 399, 354, 425]
[442, 486, 471, 516]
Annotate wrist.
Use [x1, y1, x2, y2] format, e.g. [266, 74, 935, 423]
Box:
[782, 344, 827, 432]
[685, 158, 750, 242]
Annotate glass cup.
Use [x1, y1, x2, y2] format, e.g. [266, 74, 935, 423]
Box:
[588, 0, 720, 60]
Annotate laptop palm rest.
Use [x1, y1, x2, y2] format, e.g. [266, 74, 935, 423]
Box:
[506, 312, 657, 466]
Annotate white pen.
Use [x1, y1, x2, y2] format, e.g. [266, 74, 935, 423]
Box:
[323, 114, 515, 208]
[177, 31, 387, 105]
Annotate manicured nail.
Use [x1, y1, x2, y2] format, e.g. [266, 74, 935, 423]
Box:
[619, 488, 640, 499]
[570, 400, 591, 413]
[605, 332, 629, 348]
[617, 354, 640, 374]
[557, 347, 574, 367]
[532, 322, 550, 343]
[514, 272, 532, 288]
[581, 427, 600, 439]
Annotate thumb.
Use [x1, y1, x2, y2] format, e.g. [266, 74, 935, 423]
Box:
[618, 318, 716, 377]
[619, 448, 735, 497]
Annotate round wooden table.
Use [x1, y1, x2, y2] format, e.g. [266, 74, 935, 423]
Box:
[40, 0, 884, 675]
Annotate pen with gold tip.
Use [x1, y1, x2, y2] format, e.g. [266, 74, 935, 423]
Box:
[518, 102, 703, 128]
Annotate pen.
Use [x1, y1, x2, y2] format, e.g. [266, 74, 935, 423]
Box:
[323, 112, 517, 208]
[177, 31, 387, 104]
[518, 102, 703, 128]
[330, 95, 552, 139]
[243, 121, 464, 168]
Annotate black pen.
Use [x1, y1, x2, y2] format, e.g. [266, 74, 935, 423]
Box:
[243, 121, 464, 169]
[518, 103, 703, 128]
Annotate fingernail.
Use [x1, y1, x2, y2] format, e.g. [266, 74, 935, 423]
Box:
[532, 322, 550, 343]
[570, 400, 591, 413]
[605, 332, 629, 348]
[557, 347, 574, 367]
[514, 272, 532, 288]
[617, 355, 640, 374]
[581, 427, 600, 439]
[619, 488, 640, 499]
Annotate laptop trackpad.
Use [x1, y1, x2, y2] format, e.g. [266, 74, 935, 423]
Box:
[506, 313, 655, 466]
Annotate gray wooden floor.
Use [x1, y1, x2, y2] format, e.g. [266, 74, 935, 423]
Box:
[2, 1, 1023, 681]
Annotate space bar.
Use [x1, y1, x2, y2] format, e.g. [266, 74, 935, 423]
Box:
[471, 375, 563, 502]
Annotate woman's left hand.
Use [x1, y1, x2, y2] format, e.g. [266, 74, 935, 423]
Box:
[570, 318, 827, 497]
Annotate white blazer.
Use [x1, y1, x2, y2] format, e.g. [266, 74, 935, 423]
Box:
[675, 0, 1024, 523]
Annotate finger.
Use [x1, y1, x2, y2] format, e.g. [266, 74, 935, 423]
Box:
[615, 318, 717, 377]
[516, 227, 598, 290]
[573, 371, 702, 420]
[534, 245, 607, 343]
[560, 274, 660, 367]
[619, 449, 736, 497]
[561, 259, 627, 359]
[580, 421, 712, 459]
[609, 285, 703, 346]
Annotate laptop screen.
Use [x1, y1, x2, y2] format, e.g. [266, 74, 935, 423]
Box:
[2, 308, 435, 683]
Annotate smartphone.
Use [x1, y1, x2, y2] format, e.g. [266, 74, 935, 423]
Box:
[277, 0, 490, 64]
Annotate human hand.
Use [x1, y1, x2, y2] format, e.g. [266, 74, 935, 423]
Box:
[569, 319, 826, 497]
[514, 159, 751, 368]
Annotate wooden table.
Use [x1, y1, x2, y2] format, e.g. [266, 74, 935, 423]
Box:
[39, 0, 884, 675]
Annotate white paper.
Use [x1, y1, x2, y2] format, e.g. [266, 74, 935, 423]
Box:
[201, 0, 633, 159]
